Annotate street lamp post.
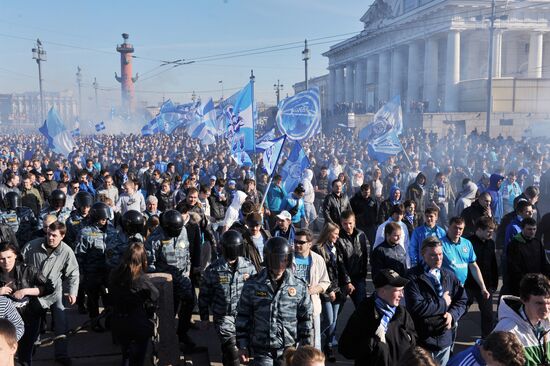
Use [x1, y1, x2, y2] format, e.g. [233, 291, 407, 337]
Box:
[32, 39, 47, 124]
[302, 39, 310, 90]
[92, 77, 99, 117]
[273, 80, 284, 106]
[219, 80, 224, 101]
[76, 66, 83, 118]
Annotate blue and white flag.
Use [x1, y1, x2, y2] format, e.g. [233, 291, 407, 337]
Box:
[359, 95, 403, 162]
[92, 138, 105, 148]
[71, 128, 80, 137]
[255, 128, 276, 152]
[262, 135, 286, 177]
[232, 150, 253, 167]
[227, 82, 255, 154]
[280, 141, 310, 193]
[38, 107, 76, 156]
[276, 87, 321, 141]
[187, 98, 217, 145]
[95, 121, 106, 132]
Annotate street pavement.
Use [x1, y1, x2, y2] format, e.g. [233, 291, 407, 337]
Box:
[32, 284, 489, 365]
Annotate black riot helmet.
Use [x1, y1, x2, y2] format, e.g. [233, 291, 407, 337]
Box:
[73, 191, 94, 211]
[121, 210, 145, 236]
[263, 237, 293, 274]
[160, 209, 184, 238]
[3, 192, 21, 211]
[89, 202, 110, 223]
[49, 190, 66, 210]
[220, 230, 244, 261]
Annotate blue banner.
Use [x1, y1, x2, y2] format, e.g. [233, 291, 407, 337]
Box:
[95, 121, 106, 132]
[280, 141, 310, 193]
[276, 87, 320, 141]
[263, 135, 286, 177]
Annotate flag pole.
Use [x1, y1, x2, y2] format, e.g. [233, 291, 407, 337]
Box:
[259, 135, 287, 209]
[400, 141, 413, 167]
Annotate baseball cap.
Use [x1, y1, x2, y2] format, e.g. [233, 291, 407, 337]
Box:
[276, 211, 292, 221]
[373, 269, 409, 288]
[228, 179, 236, 186]
[210, 175, 217, 181]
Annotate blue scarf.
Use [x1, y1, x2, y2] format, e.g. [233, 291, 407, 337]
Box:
[324, 242, 337, 266]
[374, 294, 397, 333]
[423, 263, 443, 297]
[404, 212, 414, 226]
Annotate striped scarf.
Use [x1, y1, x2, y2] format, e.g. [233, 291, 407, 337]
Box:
[374, 294, 396, 333]
[423, 263, 443, 297]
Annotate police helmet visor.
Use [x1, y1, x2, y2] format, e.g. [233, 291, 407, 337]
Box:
[222, 243, 243, 261]
[265, 252, 291, 271]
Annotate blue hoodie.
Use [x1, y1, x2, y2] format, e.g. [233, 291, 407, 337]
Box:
[485, 174, 504, 224]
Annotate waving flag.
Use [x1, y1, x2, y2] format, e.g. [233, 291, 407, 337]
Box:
[256, 128, 277, 152]
[227, 82, 255, 154]
[359, 95, 403, 162]
[280, 141, 310, 193]
[187, 98, 217, 145]
[276, 87, 320, 141]
[141, 99, 199, 136]
[71, 128, 80, 137]
[39, 107, 76, 156]
[262, 135, 286, 176]
[232, 150, 253, 167]
[95, 121, 106, 132]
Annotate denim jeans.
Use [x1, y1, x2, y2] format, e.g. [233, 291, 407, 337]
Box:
[313, 314, 321, 350]
[432, 346, 451, 366]
[350, 279, 367, 309]
[50, 293, 69, 359]
[321, 300, 341, 349]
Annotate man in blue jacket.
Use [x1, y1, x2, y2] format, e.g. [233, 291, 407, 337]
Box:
[405, 236, 468, 366]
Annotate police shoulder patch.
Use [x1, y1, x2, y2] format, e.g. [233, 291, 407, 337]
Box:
[288, 287, 297, 296]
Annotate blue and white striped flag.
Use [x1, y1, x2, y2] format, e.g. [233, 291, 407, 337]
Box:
[262, 135, 286, 177]
[359, 95, 403, 162]
[280, 141, 310, 193]
[276, 87, 321, 141]
[95, 121, 106, 132]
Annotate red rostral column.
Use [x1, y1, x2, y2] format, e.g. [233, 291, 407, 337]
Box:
[115, 33, 138, 114]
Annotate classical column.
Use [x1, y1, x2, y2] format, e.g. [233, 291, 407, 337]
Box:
[528, 32, 543, 78]
[345, 62, 355, 103]
[407, 41, 421, 104]
[378, 51, 390, 103]
[366, 55, 377, 84]
[493, 30, 503, 78]
[335, 66, 345, 103]
[444, 30, 461, 112]
[328, 67, 336, 111]
[463, 32, 479, 80]
[390, 48, 404, 98]
[354, 59, 366, 105]
[423, 37, 439, 112]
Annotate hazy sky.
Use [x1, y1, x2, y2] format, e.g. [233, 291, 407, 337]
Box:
[0, 0, 370, 108]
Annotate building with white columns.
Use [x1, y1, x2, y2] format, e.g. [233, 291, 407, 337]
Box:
[300, 0, 550, 136]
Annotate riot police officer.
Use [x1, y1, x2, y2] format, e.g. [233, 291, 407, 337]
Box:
[105, 210, 145, 269]
[199, 230, 257, 366]
[145, 209, 196, 351]
[236, 237, 312, 366]
[65, 191, 94, 249]
[75, 202, 117, 330]
[0, 191, 38, 245]
[39, 189, 71, 227]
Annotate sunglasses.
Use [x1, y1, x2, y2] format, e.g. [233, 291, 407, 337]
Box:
[294, 240, 309, 245]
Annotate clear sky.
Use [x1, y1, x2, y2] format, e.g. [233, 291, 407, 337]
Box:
[0, 0, 370, 109]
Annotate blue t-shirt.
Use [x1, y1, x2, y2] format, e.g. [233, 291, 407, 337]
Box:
[441, 236, 476, 285]
[294, 255, 312, 284]
[447, 344, 485, 366]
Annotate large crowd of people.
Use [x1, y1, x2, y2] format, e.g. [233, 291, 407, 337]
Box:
[0, 126, 547, 366]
